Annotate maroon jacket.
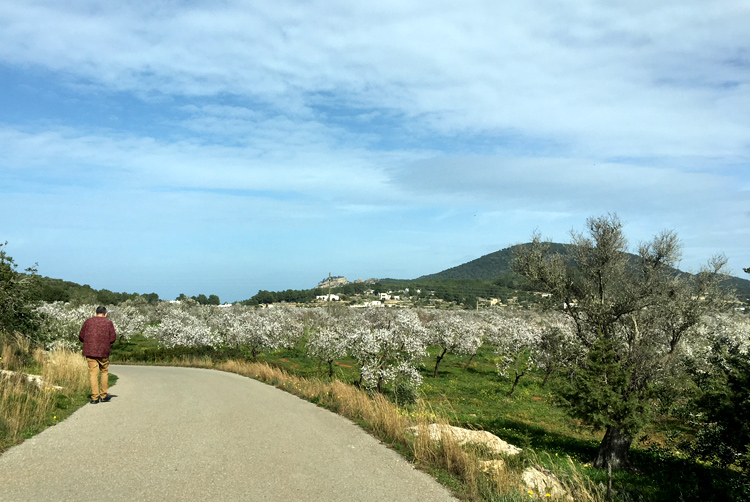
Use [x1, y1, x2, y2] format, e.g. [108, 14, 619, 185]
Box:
[79, 316, 117, 358]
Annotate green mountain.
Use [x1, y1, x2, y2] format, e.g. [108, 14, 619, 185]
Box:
[416, 243, 568, 281]
[415, 243, 750, 303]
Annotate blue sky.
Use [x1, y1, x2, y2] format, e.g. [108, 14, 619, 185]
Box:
[1, 1, 748, 302]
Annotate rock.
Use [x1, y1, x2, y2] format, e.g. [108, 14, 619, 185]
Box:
[316, 276, 351, 289]
[410, 424, 522, 456]
[522, 466, 572, 501]
[478, 459, 506, 475]
[0, 370, 63, 390]
[410, 423, 572, 501]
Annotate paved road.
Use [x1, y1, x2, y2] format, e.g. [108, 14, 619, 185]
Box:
[0, 365, 456, 502]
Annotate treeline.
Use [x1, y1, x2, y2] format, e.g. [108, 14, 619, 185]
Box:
[175, 293, 221, 305]
[241, 288, 324, 305]
[241, 280, 383, 305]
[34, 276, 160, 305]
[35, 276, 225, 307]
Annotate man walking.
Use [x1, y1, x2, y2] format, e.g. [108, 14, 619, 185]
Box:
[79, 306, 117, 404]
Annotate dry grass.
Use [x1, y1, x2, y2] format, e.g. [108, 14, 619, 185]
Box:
[412, 415, 482, 499]
[1, 344, 18, 370]
[0, 372, 55, 441]
[1, 340, 88, 446]
[1, 334, 32, 371]
[556, 455, 604, 502]
[40, 349, 89, 393]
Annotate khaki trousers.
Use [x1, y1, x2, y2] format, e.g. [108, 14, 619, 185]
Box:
[86, 357, 109, 400]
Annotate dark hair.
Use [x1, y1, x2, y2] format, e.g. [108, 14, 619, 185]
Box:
[96, 306, 108, 315]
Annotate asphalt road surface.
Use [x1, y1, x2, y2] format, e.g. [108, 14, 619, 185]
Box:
[0, 365, 457, 501]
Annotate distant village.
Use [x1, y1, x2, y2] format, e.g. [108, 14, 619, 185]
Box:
[309, 276, 524, 309]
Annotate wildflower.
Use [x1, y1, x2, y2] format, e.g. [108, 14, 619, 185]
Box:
[546, 495, 551, 498]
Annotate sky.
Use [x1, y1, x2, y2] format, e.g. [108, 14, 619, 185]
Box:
[1, 1, 749, 303]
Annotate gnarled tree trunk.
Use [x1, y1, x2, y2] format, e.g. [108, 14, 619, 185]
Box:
[433, 348, 448, 378]
[594, 425, 633, 470]
[508, 369, 525, 397]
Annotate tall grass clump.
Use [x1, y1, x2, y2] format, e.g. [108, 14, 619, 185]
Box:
[40, 349, 89, 393]
[1, 334, 89, 451]
[0, 372, 55, 442]
[411, 415, 482, 499]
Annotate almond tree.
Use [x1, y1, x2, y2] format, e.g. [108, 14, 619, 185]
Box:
[37, 301, 147, 349]
[483, 311, 540, 396]
[36, 302, 95, 349]
[270, 306, 305, 350]
[207, 304, 249, 348]
[145, 308, 218, 348]
[426, 310, 484, 378]
[349, 308, 427, 392]
[685, 312, 750, 474]
[686, 313, 750, 372]
[236, 308, 286, 357]
[306, 310, 359, 377]
[107, 303, 148, 341]
[513, 214, 731, 470]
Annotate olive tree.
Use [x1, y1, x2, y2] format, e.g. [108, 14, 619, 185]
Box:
[513, 214, 730, 470]
[687, 314, 750, 474]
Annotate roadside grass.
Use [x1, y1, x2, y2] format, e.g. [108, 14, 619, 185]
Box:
[110, 336, 747, 501]
[0, 334, 98, 454]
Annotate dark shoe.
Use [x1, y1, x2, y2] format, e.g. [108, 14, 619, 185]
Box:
[100, 395, 112, 402]
[90, 398, 100, 404]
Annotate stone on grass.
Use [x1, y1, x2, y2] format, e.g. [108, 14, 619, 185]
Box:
[522, 466, 572, 502]
[410, 424, 522, 456]
[0, 370, 63, 390]
[478, 459, 506, 475]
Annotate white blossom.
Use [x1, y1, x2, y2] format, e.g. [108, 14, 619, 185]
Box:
[145, 308, 218, 348]
[425, 310, 484, 377]
[350, 308, 428, 391]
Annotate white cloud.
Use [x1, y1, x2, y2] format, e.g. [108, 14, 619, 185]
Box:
[0, 124, 404, 199]
[2, 1, 748, 158]
[0, 1, 748, 298]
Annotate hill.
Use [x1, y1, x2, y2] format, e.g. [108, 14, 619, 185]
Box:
[416, 243, 568, 281]
[415, 243, 750, 303]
